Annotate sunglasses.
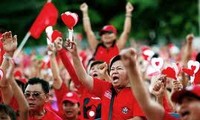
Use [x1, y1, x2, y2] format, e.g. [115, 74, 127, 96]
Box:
[24, 92, 45, 99]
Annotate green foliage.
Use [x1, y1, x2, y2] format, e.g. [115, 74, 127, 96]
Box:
[0, 0, 199, 47]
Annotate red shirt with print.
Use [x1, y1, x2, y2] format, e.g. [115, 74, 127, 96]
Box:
[91, 78, 145, 120]
[78, 86, 101, 120]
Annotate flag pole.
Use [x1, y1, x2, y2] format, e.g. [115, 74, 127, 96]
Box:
[14, 0, 52, 58]
[14, 32, 31, 58]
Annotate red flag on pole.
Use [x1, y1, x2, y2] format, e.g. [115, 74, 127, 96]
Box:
[29, 2, 58, 39]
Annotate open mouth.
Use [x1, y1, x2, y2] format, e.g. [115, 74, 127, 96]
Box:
[93, 73, 98, 77]
[112, 76, 119, 83]
[65, 111, 73, 116]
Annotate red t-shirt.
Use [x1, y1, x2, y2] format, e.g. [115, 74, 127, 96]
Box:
[54, 82, 69, 112]
[79, 87, 101, 120]
[93, 42, 119, 64]
[28, 108, 62, 120]
[91, 78, 145, 120]
[58, 49, 102, 120]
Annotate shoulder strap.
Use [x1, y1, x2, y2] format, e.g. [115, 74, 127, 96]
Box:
[108, 86, 116, 120]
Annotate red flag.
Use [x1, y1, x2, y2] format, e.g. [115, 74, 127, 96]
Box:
[29, 2, 58, 39]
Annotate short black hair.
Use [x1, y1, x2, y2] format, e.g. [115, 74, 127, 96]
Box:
[90, 60, 104, 70]
[0, 104, 16, 120]
[25, 77, 50, 94]
[87, 58, 95, 68]
[109, 55, 121, 71]
[16, 79, 26, 92]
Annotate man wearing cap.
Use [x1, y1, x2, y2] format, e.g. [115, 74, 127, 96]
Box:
[59, 92, 81, 120]
[171, 85, 200, 120]
[80, 2, 133, 64]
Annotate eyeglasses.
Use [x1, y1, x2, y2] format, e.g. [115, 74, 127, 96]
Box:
[24, 92, 45, 99]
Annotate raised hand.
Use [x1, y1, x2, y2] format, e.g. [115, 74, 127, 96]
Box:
[172, 80, 183, 92]
[98, 62, 110, 81]
[63, 39, 78, 56]
[120, 48, 137, 69]
[150, 76, 167, 97]
[47, 44, 56, 53]
[126, 2, 134, 13]
[1, 31, 17, 55]
[186, 33, 194, 44]
[80, 3, 88, 13]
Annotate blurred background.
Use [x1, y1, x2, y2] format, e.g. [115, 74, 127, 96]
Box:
[0, 0, 199, 53]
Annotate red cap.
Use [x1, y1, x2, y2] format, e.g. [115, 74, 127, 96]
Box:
[62, 92, 79, 104]
[51, 30, 62, 43]
[99, 25, 117, 36]
[171, 85, 200, 103]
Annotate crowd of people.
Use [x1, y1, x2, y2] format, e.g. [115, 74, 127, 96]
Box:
[0, 2, 200, 120]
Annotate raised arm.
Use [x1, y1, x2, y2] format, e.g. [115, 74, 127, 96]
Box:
[48, 43, 63, 89]
[149, 76, 167, 105]
[181, 34, 193, 88]
[0, 31, 16, 104]
[80, 3, 98, 50]
[6, 59, 29, 120]
[64, 40, 94, 91]
[57, 49, 82, 88]
[0, 54, 13, 104]
[120, 48, 165, 120]
[181, 34, 193, 66]
[117, 2, 134, 50]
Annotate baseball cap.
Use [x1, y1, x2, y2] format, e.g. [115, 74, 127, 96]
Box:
[99, 25, 117, 36]
[51, 30, 62, 43]
[171, 85, 200, 104]
[62, 92, 79, 104]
